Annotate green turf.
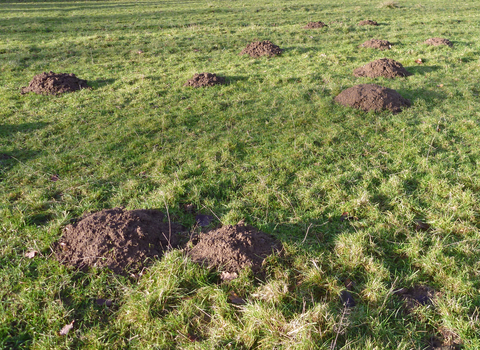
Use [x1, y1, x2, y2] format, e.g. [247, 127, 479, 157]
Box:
[1, 0, 480, 348]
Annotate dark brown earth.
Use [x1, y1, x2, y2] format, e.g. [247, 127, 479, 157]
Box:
[358, 20, 378, 26]
[55, 208, 184, 274]
[424, 38, 453, 47]
[353, 58, 412, 79]
[304, 21, 327, 29]
[428, 327, 462, 350]
[186, 220, 281, 277]
[184, 73, 226, 88]
[21, 71, 89, 95]
[360, 39, 392, 50]
[240, 40, 283, 58]
[394, 285, 436, 312]
[334, 84, 411, 114]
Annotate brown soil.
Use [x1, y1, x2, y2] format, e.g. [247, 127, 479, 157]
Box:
[55, 208, 184, 274]
[394, 285, 436, 312]
[359, 39, 392, 50]
[424, 38, 453, 47]
[21, 71, 89, 95]
[358, 20, 378, 26]
[186, 220, 281, 277]
[334, 84, 411, 114]
[353, 58, 412, 79]
[304, 21, 327, 29]
[184, 73, 226, 88]
[240, 40, 283, 58]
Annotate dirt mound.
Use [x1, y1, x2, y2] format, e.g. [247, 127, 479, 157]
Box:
[360, 39, 392, 50]
[184, 72, 226, 88]
[240, 40, 283, 58]
[21, 71, 88, 95]
[334, 84, 411, 114]
[187, 220, 281, 277]
[353, 58, 411, 79]
[304, 21, 327, 29]
[55, 208, 184, 274]
[394, 285, 436, 312]
[424, 37, 453, 47]
[358, 20, 378, 26]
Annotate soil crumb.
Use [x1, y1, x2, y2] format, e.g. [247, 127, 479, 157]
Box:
[394, 285, 436, 312]
[334, 84, 411, 114]
[187, 220, 281, 277]
[358, 20, 378, 26]
[55, 208, 183, 274]
[240, 40, 283, 58]
[424, 38, 453, 47]
[304, 21, 327, 29]
[360, 39, 392, 50]
[21, 71, 88, 95]
[184, 72, 226, 88]
[353, 58, 412, 79]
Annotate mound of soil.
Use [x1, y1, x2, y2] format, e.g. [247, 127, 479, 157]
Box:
[240, 40, 283, 58]
[334, 84, 411, 114]
[424, 37, 453, 47]
[55, 208, 184, 274]
[358, 20, 378, 26]
[353, 58, 412, 79]
[394, 285, 436, 312]
[184, 72, 226, 88]
[187, 220, 281, 276]
[360, 39, 392, 50]
[21, 71, 88, 95]
[304, 21, 327, 29]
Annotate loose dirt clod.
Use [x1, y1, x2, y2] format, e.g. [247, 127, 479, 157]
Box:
[55, 208, 183, 274]
[359, 39, 392, 50]
[304, 21, 327, 29]
[184, 72, 226, 88]
[353, 58, 412, 79]
[335, 84, 411, 113]
[21, 71, 88, 95]
[394, 285, 436, 312]
[424, 38, 453, 47]
[358, 20, 378, 26]
[240, 40, 283, 58]
[187, 220, 281, 277]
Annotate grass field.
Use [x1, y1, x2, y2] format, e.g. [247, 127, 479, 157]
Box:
[1, 0, 480, 348]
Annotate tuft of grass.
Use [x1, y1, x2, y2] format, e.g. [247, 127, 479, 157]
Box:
[380, 1, 400, 9]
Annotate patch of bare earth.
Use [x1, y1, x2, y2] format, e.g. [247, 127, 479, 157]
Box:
[353, 58, 411, 79]
[394, 285, 437, 312]
[334, 84, 411, 113]
[21, 71, 89, 95]
[304, 21, 327, 29]
[358, 20, 378, 26]
[360, 39, 392, 50]
[184, 73, 226, 88]
[424, 38, 453, 47]
[186, 220, 282, 279]
[55, 208, 184, 275]
[240, 40, 283, 58]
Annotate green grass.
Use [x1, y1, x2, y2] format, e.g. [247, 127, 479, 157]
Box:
[1, 0, 480, 348]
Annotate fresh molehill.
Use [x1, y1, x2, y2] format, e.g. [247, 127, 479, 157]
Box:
[358, 19, 378, 25]
[55, 208, 183, 274]
[334, 84, 411, 113]
[184, 72, 226, 87]
[187, 220, 281, 277]
[360, 39, 392, 50]
[424, 37, 453, 47]
[240, 40, 283, 57]
[353, 58, 412, 78]
[21, 71, 88, 95]
[303, 21, 327, 29]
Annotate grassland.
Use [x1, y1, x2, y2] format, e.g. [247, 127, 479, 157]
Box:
[1, 0, 480, 348]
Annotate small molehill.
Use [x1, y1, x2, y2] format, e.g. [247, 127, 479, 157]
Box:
[240, 40, 283, 58]
[358, 20, 378, 26]
[360, 39, 392, 50]
[334, 84, 411, 114]
[354, 58, 411, 79]
[21, 71, 88, 95]
[187, 220, 281, 277]
[424, 38, 453, 47]
[394, 285, 437, 312]
[184, 72, 226, 88]
[304, 21, 327, 29]
[55, 208, 184, 274]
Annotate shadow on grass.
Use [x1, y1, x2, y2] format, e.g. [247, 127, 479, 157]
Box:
[0, 122, 48, 136]
[405, 65, 441, 75]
